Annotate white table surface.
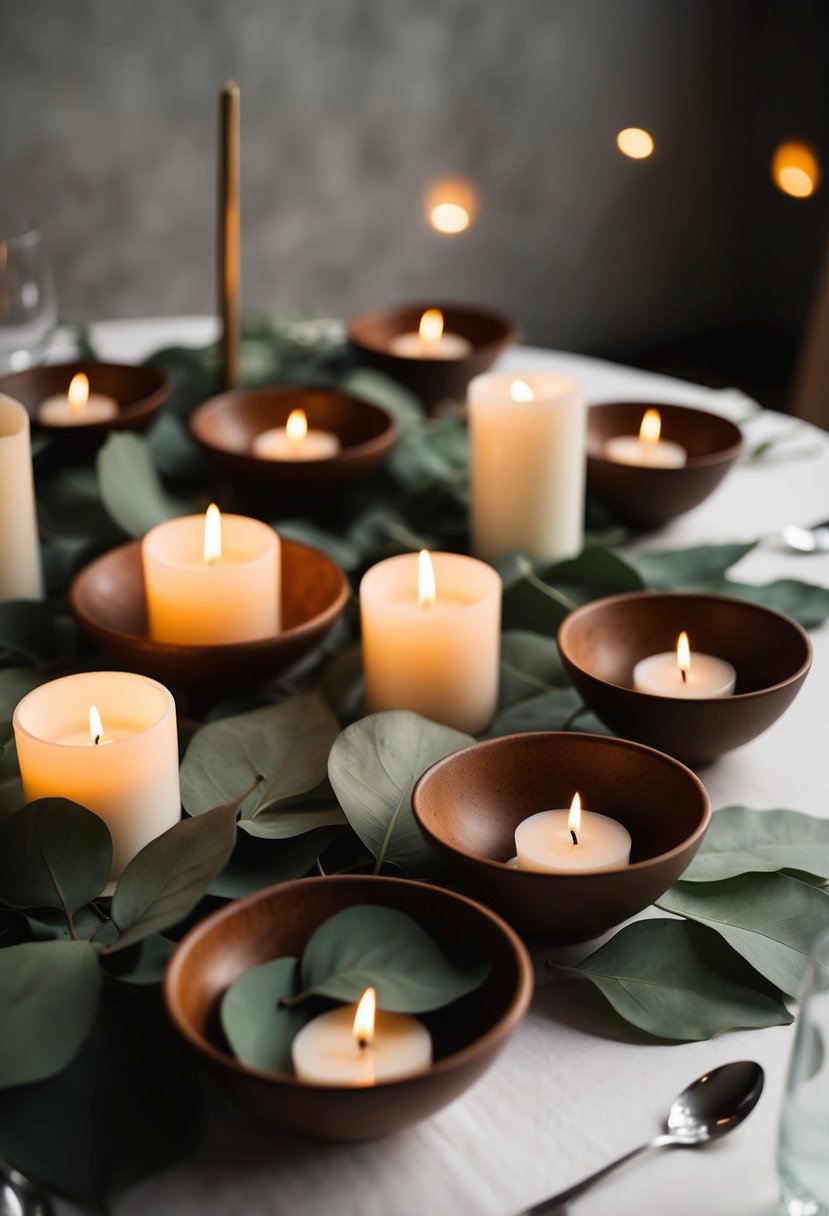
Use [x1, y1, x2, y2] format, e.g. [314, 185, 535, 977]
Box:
[53, 317, 829, 1216]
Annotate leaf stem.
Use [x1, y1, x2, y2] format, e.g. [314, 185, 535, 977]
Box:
[520, 566, 579, 614]
[499, 660, 557, 696]
[560, 703, 590, 732]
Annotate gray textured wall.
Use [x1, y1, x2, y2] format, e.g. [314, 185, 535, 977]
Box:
[2, 0, 827, 352]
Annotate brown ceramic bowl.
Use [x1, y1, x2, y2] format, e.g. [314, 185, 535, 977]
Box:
[412, 731, 710, 944]
[69, 537, 349, 689]
[587, 401, 743, 529]
[163, 874, 533, 1141]
[347, 301, 517, 413]
[189, 385, 397, 495]
[558, 591, 812, 765]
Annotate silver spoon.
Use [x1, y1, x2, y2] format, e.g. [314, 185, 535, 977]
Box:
[0, 1165, 52, 1216]
[781, 520, 829, 553]
[520, 1060, 764, 1214]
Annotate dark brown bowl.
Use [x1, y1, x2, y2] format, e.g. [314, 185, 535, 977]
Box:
[412, 732, 710, 944]
[163, 874, 534, 1141]
[587, 401, 743, 529]
[69, 537, 349, 689]
[189, 386, 397, 495]
[347, 301, 517, 413]
[558, 591, 812, 765]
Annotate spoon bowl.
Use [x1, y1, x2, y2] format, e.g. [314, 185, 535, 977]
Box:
[781, 521, 829, 553]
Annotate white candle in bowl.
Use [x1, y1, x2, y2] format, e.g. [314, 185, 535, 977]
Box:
[633, 631, 736, 699]
[252, 407, 341, 461]
[604, 408, 687, 468]
[0, 395, 43, 601]
[360, 549, 501, 734]
[388, 309, 472, 359]
[142, 505, 280, 645]
[515, 793, 631, 874]
[292, 987, 432, 1086]
[469, 373, 586, 563]
[13, 671, 181, 883]
[38, 373, 118, 426]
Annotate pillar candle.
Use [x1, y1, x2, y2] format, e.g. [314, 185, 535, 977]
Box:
[468, 373, 586, 562]
[0, 395, 43, 601]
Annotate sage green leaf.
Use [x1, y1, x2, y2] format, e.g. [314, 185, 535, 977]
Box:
[96, 432, 191, 538]
[276, 518, 361, 572]
[147, 410, 210, 479]
[626, 542, 756, 589]
[209, 826, 344, 898]
[180, 690, 340, 820]
[499, 630, 568, 706]
[713, 578, 829, 630]
[341, 367, 423, 428]
[564, 919, 793, 1040]
[220, 957, 307, 1073]
[0, 799, 112, 915]
[501, 546, 643, 634]
[328, 710, 472, 875]
[109, 802, 237, 951]
[36, 465, 120, 540]
[681, 806, 829, 883]
[101, 935, 174, 985]
[0, 941, 100, 1086]
[238, 800, 347, 839]
[299, 905, 489, 1011]
[657, 873, 829, 997]
[542, 545, 645, 602]
[488, 688, 609, 737]
[321, 642, 365, 724]
[0, 600, 59, 665]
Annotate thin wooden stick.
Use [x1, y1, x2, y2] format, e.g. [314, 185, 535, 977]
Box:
[218, 80, 241, 390]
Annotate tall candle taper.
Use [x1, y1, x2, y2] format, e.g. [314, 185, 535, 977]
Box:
[219, 80, 241, 391]
[0, 396, 43, 601]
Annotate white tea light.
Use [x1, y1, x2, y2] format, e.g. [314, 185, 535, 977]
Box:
[515, 793, 631, 874]
[604, 408, 686, 468]
[633, 631, 736, 698]
[388, 309, 472, 359]
[252, 408, 341, 461]
[38, 373, 118, 426]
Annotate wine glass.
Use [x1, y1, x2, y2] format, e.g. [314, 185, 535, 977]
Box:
[0, 221, 57, 372]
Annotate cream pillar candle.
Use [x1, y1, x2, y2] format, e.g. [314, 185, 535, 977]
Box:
[515, 793, 631, 873]
[142, 506, 280, 645]
[388, 309, 472, 359]
[633, 631, 736, 699]
[604, 408, 686, 468]
[252, 408, 341, 461]
[360, 550, 501, 734]
[13, 671, 181, 883]
[468, 373, 586, 562]
[38, 373, 118, 426]
[0, 395, 43, 601]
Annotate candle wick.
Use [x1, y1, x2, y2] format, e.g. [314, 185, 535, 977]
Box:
[357, 1036, 370, 1051]
[94, 734, 101, 746]
[570, 829, 578, 846]
[680, 668, 688, 684]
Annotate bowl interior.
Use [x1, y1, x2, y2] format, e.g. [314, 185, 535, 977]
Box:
[587, 401, 743, 463]
[348, 302, 515, 358]
[0, 360, 169, 427]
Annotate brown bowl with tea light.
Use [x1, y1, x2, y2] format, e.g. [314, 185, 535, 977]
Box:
[163, 874, 533, 1141]
[347, 302, 517, 413]
[189, 385, 397, 496]
[587, 401, 743, 530]
[557, 591, 812, 766]
[412, 731, 710, 945]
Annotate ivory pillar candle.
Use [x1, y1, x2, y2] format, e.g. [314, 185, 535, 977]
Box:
[0, 395, 43, 601]
[360, 550, 501, 734]
[468, 373, 586, 562]
[13, 671, 181, 883]
[515, 794, 631, 873]
[142, 507, 280, 645]
[633, 631, 736, 698]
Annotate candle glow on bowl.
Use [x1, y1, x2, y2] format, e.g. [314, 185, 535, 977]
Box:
[633, 630, 737, 699]
[604, 408, 687, 469]
[38, 372, 119, 427]
[252, 407, 342, 462]
[388, 309, 473, 360]
[514, 791, 632, 874]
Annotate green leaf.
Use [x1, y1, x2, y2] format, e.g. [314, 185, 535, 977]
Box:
[321, 642, 365, 724]
[238, 799, 347, 839]
[712, 578, 829, 630]
[681, 805, 829, 883]
[96, 432, 192, 538]
[209, 826, 344, 898]
[499, 630, 569, 706]
[341, 367, 424, 428]
[626, 542, 756, 589]
[564, 919, 793, 1040]
[276, 518, 362, 572]
[0, 600, 59, 665]
[109, 801, 237, 951]
[299, 904, 489, 1011]
[657, 873, 829, 997]
[220, 957, 307, 1073]
[0, 941, 100, 1086]
[36, 465, 121, 540]
[0, 799, 112, 916]
[501, 545, 643, 633]
[101, 935, 175, 985]
[488, 687, 609, 737]
[328, 710, 472, 875]
[180, 690, 340, 820]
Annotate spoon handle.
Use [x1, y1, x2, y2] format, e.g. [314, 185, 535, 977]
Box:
[520, 1134, 675, 1213]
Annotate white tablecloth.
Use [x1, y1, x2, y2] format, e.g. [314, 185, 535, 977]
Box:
[55, 318, 829, 1216]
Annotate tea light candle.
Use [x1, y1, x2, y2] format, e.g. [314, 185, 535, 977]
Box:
[515, 793, 631, 873]
[0, 396, 43, 601]
[360, 549, 501, 734]
[252, 408, 341, 461]
[469, 373, 586, 562]
[292, 987, 432, 1086]
[13, 671, 181, 883]
[633, 631, 736, 699]
[38, 373, 118, 426]
[604, 408, 687, 468]
[142, 505, 280, 645]
[388, 309, 472, 359]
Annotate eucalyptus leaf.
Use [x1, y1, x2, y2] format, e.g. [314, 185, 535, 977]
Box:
[488, 688, 608, 737]
[561, 919, 793, 1041]
[209, 826, 344, 898]
[101, 935, 175, 985]
[220, 957, 307, 1073]
[328, 710, 472, 875]
[276, 518, 362, 572]
[657, 872, 829, 997]
[341, 367, 424, 428]
[36, 465, 120, 540]
[712, 578, 829, 630]
[96, 432, 192, 537]
[626, 542, 756, 589]
[0, 798, 112, 916]
[0, 941, 100, 1086]
[321, 642, 365, 724]
[499, 630, 568, 706]
[238, 801, 347, 839]
[299, 905, 489, 1010]
[681, 805, 829, 883]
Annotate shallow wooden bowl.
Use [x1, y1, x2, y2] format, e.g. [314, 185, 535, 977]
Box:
[412, 731, 710, 944]
[558, 591, 812, 765]
[163, 874, 533, 1141]
[69, 538, 349, 689]
[587, 401, 743, 529]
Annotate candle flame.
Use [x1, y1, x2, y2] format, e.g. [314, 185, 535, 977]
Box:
[677, 631, 691, 676]
[424, 177, 477, 234]
[772, 141, 820, 199]
[286, 408, 308, 444]
[568, 792, 581, 841]
[616, 127, 654, 159]
[429, 202, 470, 233]
[203, 503, 222, 564]
[89, 704, 104, 746]
[353, 986, 376, 1049]
[639, 408, 662, 443]
[418, 549, 436, 609]
[68, 373, 90, 417]
[510, 379, 534, 402]
[419, 309, 444, 343]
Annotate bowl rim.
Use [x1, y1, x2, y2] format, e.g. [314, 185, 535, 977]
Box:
[586, 400, 744, 469]
[557, 590, 813, 703]
[163, 873, 535, 1090]
[0, 358, 170, 429]
[346, 300, 518, 359]
[412, 729, 712, 876]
